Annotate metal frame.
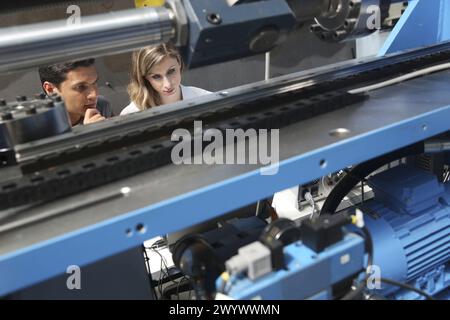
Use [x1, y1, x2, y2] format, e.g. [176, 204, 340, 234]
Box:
[2, 0, 450, 297]
[2, 80, 450, 295]
[380, 0, 450, 56]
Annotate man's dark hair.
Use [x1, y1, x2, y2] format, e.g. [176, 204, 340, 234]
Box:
[38, 58, 95, 87]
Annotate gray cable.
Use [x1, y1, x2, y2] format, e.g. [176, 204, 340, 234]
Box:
[348, 62, 450, 94]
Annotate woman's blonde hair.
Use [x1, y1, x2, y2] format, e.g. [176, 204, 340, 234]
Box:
[128, 43, 184, 111]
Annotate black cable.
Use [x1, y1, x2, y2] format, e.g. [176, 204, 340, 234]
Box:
[146, 246, 180, 286]
[361, 225, 373, 269]
[148, 246, 166, 298]
[146, 245, 189, 300]
[151, 238, 168, 249]
[176, 276, 188, 300]
[340, 252, 436, 300]
[321, 143, 424, 215]
[322, 143, 431, 300]
[142, 245, 159, 300]
[380, 277, 435, 300]
[157, 251, 165, 298]
[145, 245, 181, 299]
[161, 276, 191, 300]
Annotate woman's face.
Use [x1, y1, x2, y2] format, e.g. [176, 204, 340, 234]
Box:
[145, 56, 182, 104]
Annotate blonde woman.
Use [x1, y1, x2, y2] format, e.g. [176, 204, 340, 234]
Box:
[120, 43, 211, 115]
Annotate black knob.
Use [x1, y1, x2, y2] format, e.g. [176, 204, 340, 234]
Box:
[45, 101, 55, 108]
[25, 105, 37, 115]
[35, 92, 47, 100]
[53, 95, 62, 102]
[0, 99, 6, 106]
[16, 95, 27, 102]
[261, 218, 301, 246]
[1, 112, 13, 120]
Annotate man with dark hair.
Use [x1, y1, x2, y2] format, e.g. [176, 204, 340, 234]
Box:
[39, 59, 113, 126]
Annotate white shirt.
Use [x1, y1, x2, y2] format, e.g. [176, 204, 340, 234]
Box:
[120, 85, 211, 115]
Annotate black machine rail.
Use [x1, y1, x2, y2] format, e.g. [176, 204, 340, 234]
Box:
[15, 41, 450, 166]
[1, 42, 450, 211]
[0, 91, 365, 211]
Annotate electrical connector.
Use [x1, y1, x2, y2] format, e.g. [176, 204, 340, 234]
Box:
[225, 241, 272, 280]
[352, 209, 365, 228]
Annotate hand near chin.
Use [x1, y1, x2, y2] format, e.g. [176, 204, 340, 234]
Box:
[83, 108, 106, 124]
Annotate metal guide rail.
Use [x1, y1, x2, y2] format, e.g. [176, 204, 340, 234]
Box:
[2, 42, 450, 212]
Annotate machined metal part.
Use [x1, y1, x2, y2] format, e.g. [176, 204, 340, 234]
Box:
[181, 0, 296, 67]
[164, 0, 188, 47]
[0, 6, 176, 73]
[0, 95, 70, 147]
[310, 0, 389, 42]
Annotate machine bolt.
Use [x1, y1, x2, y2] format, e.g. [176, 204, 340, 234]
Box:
[25, 105, 37, 115]
[1, 112, 13, 120]
[206, 13, 222, 25]
[35, 92, 47, 100]
[45, 101, 55, 108]
[249, 26, 280, 53]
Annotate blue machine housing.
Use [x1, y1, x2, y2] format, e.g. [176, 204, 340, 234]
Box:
[220, 165, 449, 300]
[364, 164, 450, 299]
[220, 233, 365, 300]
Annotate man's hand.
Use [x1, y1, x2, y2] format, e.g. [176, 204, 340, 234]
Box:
[83, 108, 105, 125]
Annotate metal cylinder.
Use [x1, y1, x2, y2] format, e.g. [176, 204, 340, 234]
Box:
[0, 6, 176, 73]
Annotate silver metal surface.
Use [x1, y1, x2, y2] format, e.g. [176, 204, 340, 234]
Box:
[0, 102, 70, 145]
[424, 139, 450, 153]
[1, 69, 450, 255]
[312, 0, 382, 42]
[0, 7, 176, 73]
[165, 0, 188, 47]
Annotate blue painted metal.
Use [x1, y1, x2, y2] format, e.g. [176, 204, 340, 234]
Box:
[363, 165, 450, 298]
[2, 103, 450, 296]
[379, 0, 450, 56]
[2, 1, 450, 296]
[221, 234, 365, 300]
[219, 165, 449, 300]
[395, 265, 450, 300]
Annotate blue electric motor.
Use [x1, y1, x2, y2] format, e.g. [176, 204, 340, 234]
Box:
[363, 164, 450, 299]
[216, 164, 449, 300]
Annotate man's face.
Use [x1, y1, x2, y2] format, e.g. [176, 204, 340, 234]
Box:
[44, 65, 99, 122]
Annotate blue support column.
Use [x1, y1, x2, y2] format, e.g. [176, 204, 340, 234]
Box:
[379, 0, 450, 56]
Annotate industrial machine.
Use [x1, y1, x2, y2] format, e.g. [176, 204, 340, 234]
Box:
[213, 163, 450, 300]
[0, 0, 449, 300]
